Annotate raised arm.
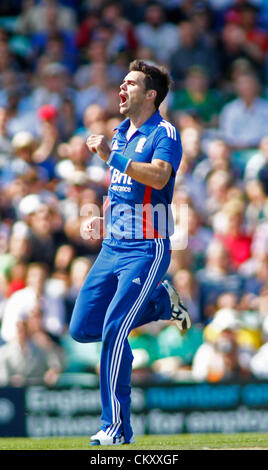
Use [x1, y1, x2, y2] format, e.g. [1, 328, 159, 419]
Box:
[86, 134, 173, 190]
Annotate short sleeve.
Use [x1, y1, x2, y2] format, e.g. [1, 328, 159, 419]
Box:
[152, 124, 182, 174]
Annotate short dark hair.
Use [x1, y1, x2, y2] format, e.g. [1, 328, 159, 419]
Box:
[129, 59, 171, 109]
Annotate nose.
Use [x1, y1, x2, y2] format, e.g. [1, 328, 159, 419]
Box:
[120, 81, 126, 91]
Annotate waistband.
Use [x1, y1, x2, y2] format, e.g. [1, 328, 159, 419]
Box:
[102, 236, 171, 250]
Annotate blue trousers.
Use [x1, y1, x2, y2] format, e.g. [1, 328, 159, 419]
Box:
[69, 237, 172, 442]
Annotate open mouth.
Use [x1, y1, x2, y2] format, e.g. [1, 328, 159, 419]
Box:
[119, 93, 128, 105]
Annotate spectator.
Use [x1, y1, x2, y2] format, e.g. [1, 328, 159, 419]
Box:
[75, 6, 100, 49]
[169, 19, 219, 88]
[216, 292, 239, 311]
[0, 317, 64, 387]
[53, 243, 76, 273]
[244, 179, 268, 231]
[74, 62, 109, 123]
[226, 2, 268, 66]
[17, 0, 77, 35]
[193, 139, 234, 182]
[0, 227, 31, 279]
[135, 2, 179, 64]
[189, 2, 216, 47]
[216, 198, 253, 269]
[224, 57, 257, 99]
[30, 61, 73, 112]
[196, 240, 244, 322]
[177, 126, 204, 170]
[0, 262, 66, 343]
[218, 22, 263, 83]
[192, 308, 248, 382]
[29, 4, 79, 74]
[81, 104, 108, 135]
[204, 169, 233, 223]
[244, 136, 268, 181]
[98, 0, 138, 59]
[5, 89, 37, 138]
[18, 198, 64, 268]
[74, 37, 126, 91]
[55, 134, 107, 189]
[171, 66, 225, 127]
[176, 127, 204, 169]
[1, 131, 50, 186]
[219, 71, 268, 148]
[27, 303, 65, 375]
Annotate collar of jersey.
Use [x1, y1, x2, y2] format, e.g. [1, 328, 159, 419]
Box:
[115, 110, 162, 137]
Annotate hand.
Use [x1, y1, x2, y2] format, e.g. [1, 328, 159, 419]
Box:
[81, 216, 104, 240]
[86, 134, 111, 162]
[44, 369, 60, 387]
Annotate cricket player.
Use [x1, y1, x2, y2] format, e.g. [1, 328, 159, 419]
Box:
[69, 60, 191, 445]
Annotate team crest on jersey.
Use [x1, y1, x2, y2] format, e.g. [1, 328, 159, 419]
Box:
[135, 137, 147, 153]
[112, 139, 119, 150]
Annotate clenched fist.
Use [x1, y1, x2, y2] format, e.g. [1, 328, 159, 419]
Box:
[86, 134, 111, 162]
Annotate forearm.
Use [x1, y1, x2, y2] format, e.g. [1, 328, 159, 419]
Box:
[125, 160, 169, 190]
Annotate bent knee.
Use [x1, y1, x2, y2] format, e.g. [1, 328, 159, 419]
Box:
[69, 323, 100, 343]
[69, 323, 85, 342]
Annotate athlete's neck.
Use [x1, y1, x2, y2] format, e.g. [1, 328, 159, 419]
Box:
[127, 106, 156, 130]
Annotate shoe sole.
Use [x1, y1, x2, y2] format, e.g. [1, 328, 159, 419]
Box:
[90, 436, 135, 446]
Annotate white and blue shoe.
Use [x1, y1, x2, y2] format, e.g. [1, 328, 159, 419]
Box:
[163, 280, 191, 332]
[90, 429, 135, 446]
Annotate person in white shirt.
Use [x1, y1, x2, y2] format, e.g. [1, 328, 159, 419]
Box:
[219, 71, 268, 149]
[0, 262, 66, 343]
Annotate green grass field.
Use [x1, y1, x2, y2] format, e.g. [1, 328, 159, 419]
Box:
[0, 433, 268, 450]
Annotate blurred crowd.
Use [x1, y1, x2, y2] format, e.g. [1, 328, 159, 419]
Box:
[0, 0, 268, 387]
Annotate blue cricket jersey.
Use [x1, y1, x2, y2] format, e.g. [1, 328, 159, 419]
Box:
[104, 110, 182, 240]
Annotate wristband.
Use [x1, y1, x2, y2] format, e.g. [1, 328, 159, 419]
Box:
[106, 152, 132, 174]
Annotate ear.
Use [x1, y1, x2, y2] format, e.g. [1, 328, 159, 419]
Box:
[146, 89, 157, 102]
